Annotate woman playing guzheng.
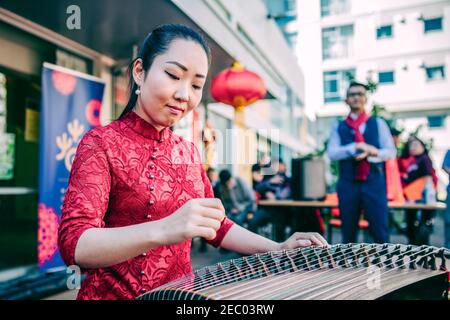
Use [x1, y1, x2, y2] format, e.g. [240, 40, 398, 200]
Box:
[58, 24, 328, 300]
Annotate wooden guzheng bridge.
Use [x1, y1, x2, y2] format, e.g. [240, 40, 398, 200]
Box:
[138, 243, 450, 300]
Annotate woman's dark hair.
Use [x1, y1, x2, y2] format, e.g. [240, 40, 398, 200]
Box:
[119, 24, 211, 119]
[401, 135, 429, 158]
[219, 169, 232, 184]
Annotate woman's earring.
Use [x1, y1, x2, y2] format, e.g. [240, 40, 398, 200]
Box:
[135, 87, 141, 95]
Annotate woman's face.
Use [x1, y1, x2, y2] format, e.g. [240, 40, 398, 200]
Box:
[409, 139, 425, 156]
[133, 39, 209, 131]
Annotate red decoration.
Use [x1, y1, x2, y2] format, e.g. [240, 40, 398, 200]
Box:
[210, 62, 266, 109]
[85, 99, 102, 127]
[38, 203, 60, 266]
[52, 71, 77, 95]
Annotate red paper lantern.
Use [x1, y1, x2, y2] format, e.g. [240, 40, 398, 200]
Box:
[210, 62, 266, 110]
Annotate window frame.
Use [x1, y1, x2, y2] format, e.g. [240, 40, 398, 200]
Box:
[322, 24, 354, 60]
[323, 69, 355, 103]
[321, 0, 351, 17]
[427, 115, 446, 129]
[423, 17, 443, 33]
[378, 70, 395, 84]
[376, 25, 393, 39]
[425, 65, 446, 82]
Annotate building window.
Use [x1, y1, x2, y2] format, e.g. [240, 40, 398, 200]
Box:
[213, 0, 232, 21]
[322, 25, 354, 60]
[376, 25, 393, 39]
[321, 0, 350, 17]
[427, 115, 446, 128]
[237, 24, 254, 46]
[424, 17, 443, 33]
[264, 0, 297, 21]
[378, 71, 395, 84]
[425, 65, 445, 81]
[284, 31, 298, 48]
[323, 69, 355, 103]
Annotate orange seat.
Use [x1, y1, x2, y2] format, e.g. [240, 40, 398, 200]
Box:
[403, 177, 427, 202]
[329, 218, 369, 229]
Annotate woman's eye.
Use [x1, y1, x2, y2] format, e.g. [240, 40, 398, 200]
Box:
[192, 85, 202, 90]
[165, 71, 179, 80]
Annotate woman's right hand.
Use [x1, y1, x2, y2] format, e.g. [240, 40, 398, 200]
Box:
[159, 198, 226, 245]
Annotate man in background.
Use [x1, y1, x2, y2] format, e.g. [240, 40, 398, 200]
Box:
[327, 82, 396, 243]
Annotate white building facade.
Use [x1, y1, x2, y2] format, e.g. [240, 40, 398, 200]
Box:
[296, 0, 450, 194]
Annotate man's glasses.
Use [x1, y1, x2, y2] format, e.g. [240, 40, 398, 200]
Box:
[347, 92, 366, 98]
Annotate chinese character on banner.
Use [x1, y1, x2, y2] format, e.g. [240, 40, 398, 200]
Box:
[38, 63, 105, 271]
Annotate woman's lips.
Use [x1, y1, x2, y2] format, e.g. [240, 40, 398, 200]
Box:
[167, 105, 184, 115]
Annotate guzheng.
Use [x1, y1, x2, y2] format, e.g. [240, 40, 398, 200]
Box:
[137, 243, 450, 300]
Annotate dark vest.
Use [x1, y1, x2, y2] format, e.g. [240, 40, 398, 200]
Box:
[337, 117, 382, 181]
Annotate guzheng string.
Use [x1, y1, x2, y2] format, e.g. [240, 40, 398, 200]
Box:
[176, 243, 360, 290]
[235, 245, 446, 300]
[301, 246, 441, 300]
[155, 244, 347, 291]
[262, 245, 424, 300]
[228, 246, 438, 300]
[198, 244, 396, 293]
[153, 244, 403, 295]
[153, 243, 429, 297]
[211, 245, 438, 298]
[205, 244, 414, 299]
[203, 244, 376, 298]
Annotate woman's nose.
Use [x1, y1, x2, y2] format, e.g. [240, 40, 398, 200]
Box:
[174, 85, 189, 102]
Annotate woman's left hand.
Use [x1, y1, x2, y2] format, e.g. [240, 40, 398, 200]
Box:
[278, 232, 329, 250]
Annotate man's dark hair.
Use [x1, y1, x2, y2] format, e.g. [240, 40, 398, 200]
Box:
[346, 81, 370, 96]
[251, 164, 261, 173]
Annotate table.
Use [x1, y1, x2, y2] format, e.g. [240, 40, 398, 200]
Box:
[257, 200, 447, 241]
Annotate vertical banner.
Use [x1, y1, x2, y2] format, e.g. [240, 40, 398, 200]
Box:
[38, 63, 105, 271]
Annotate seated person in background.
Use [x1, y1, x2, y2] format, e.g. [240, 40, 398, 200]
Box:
[218, 169, 256, 227]
[400, 136, 436, 189]
[399, 136, 437, 245]
[252, 163, 264, 195]
[251, 160, 293, 236]
[206, 167, 221, 198]
[255, 158, 291, 200]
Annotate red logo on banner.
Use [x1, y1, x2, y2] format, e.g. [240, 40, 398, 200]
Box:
[85, 99, 102, 127]
[51, 71, 77, 95]
[38, 203, 60, 266]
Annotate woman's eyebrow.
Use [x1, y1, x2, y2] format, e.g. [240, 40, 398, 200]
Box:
[165, 61, 205, 78]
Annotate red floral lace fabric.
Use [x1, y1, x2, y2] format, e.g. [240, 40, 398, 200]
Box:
[58, 111, 234, 300]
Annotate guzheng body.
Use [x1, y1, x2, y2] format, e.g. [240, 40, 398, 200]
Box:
[137, 244, 450, 300]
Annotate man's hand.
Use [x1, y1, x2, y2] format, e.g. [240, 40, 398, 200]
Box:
[269, 175, 284, 184]
[266, 191, 276, 200]
[355, 142, 379, 158]
[354, 151, 369, 161]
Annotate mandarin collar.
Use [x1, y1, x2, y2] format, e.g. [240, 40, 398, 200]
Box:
[121, 111, 171, 141]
